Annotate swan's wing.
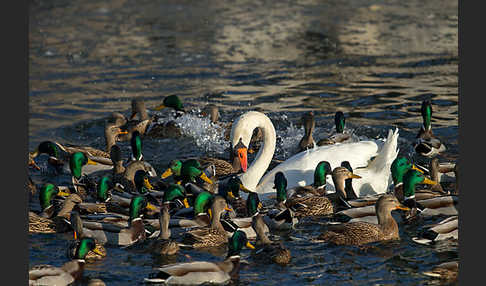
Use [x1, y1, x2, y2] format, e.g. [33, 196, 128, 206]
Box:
[255, 140, 381, 194]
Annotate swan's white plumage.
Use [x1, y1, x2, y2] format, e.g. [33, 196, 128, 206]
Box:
[230, 111, 399, 198]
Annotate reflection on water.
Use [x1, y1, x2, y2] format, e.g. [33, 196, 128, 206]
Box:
[29, 0, 458, 285]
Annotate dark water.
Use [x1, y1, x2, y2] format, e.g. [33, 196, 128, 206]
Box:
[29, 0, 458, 285]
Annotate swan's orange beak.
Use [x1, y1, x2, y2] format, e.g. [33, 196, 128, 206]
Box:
[238, 147, 248, 172]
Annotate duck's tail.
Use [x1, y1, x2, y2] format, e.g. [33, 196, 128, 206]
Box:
[367, 128, 399, 172]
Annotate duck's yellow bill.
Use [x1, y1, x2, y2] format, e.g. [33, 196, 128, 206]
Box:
[246, 241, 255, 249]
[208, 209, 212, 220]
[396, 205, 411, 211]
[227, 191, 236, 200]
[239, 184, 251, 193]
[258, 202, 263, 209]
[58, 190, 71, 197]
[118, 129, 129, 135]
[73, 230, 77, 240]
[350, 173, 362, 179]
[93, 246, 104, 256]
[412, 164, 424, 174]
[224, 206, 234, 212]
[154, 104, 166, 111]
[146, 203, 157, 211]
[422, 177, 437, 185]
[161, 168, 173, 179]
[199, 172, 213, 185]
[87, 158, 98, 165]
[144, 177, 154, 190]
[248, 148, 255, 154]
[183, 198, 190, 208]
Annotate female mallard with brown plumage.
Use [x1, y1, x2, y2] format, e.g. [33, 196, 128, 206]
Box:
[317, 194, 410, 245]
[285, 163, 361, 217]
[182, 196, 233, 248]
[29, 237, 104, 286]
[297, 111, 316, 152]
[414, 99, 446, 157]
[147, 203, 180, 256]
[251, 212, 291, 266]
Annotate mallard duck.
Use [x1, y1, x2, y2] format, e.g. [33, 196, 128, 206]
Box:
[30, 123, 127, 169]
[285, 165, 361, 217]
[29, 183, 78, 234]
[422, 261, 458, 282]
[183, 195, 233, 248]
[317, 111, 357, 146]
[162, 184, 191, 213]
[160, 159, 213, 187]
[147, 204, 180, 256]
[144, 230, 254, 285]
[317, 194, 410, 245]
[414, 99, 446, 157]
[68, 212, 107, 261]
[75, 195, 148, 247]
[262, 172, 298, 231]
[251, 212, 291, 266]
[401, 169, 457, 219]
[29, 237, 104, 286]
[218, 176, 251, 217]
[297, 111, 316, 152]
[287, 161, 333, 198]
[412, 215, 458, 245]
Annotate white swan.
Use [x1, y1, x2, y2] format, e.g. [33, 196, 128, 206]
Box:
[230, 111, 399, 198]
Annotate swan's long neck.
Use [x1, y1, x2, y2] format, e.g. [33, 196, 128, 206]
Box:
[231, 112, 276, 191]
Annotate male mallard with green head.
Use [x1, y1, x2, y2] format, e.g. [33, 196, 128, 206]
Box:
[144, 230, 254, 285]
[29, 237, 104, 286]
[414, 99, 446, 157]
[317, 111, 355, 146]
[317, 194, 410, 245]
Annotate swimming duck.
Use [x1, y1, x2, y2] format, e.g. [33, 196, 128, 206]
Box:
[29, 183, 78, 234]
[144, 230, 254, 285]
[317, 111, 357, 146]
[422, 261, 458, 283]
[401, 169, 457, 219]
[218, 176, 251, 217]
[317, 194, 409, 245]
[147, 203, 180, 256]
[69, 212, 107, 261]
[262, 172, 298, 230]
[412, 215, 458, 245]
[286, 161, 333, 198]
[297, 111, 316, 152]
[182, 196, 233, 248]
[414, 99, 446, 157]
[285, 165, 361, 217]
[160, 159, 213, 187]
[162, 184, 191, 214]
[30, 123, 127, 169]
[251, 212, 291, 266]
[75, 195, 149, 247]
[29, 237, 104, 286]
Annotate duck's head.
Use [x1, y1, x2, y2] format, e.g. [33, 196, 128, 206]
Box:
[134, 170, 154, 194]
[182, 164, 213, 185]
[130, 131, 143, 161]
[402, 169, 437, 203]
[313, 161, 332, 188]
[129, 195, 149, 222]
[391, 157, 424, 186]
[246, 192, 263, 217]
[231, 139, 248, 173]
[163, 184, 190, 209]
[335, 111, 345, 133]
[193, 191, 214, 217]
[375, 194, 410, 219]
[227, 230, 255, 258]
[31, 141, 59, 159]
[154, 95, 185, 113]
[130, 98, 148, 120]
[161, 160, 182, 179]
[73, 237, 104, 260]
[69, 152, 97, 180]
[421, 99, 432, 131]
[105, 124, 128, 145]
[39, 183, 70, 211]
[96, 176, 113, 203]
[302, 111, 315, 136]
[273, 172, 288, 203]
[225, 176, 250, 200]
[202, 104, 220, 123]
